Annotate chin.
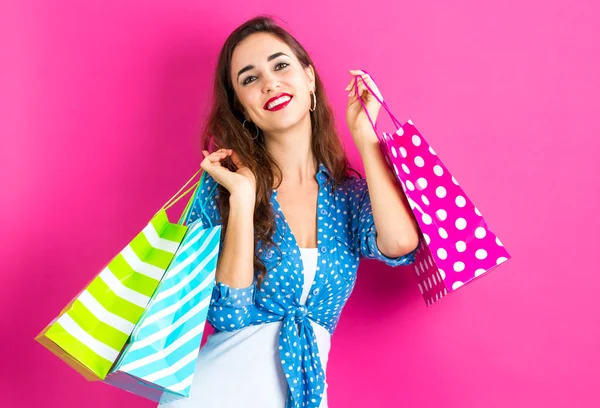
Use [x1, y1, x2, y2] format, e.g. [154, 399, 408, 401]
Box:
[266, 112, 309, 132]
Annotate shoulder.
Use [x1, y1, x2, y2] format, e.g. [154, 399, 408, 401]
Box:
[333, 174, 367, 201]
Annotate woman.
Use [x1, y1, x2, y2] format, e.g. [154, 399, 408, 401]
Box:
[161, 15, 420, 408]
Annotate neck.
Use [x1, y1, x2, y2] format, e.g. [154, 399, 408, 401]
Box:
[264, 114, 317, 188]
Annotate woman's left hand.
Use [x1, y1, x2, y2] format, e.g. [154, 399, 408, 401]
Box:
[345, 70, 383, 141]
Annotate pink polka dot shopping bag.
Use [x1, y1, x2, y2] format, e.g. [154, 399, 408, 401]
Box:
[353, 71, 512, 306]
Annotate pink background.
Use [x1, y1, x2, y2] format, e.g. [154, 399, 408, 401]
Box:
[2, 1, 598, 407]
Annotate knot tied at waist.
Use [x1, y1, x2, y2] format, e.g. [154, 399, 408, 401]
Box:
[279, 304, 325, 408]
[286, 305, 308, 325]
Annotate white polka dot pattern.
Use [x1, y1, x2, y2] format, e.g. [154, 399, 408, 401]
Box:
[380, 121, 512, 306]
[186, 162, 417, 408]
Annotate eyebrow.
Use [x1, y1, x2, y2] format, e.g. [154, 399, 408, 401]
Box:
[236, 52, 290, 81]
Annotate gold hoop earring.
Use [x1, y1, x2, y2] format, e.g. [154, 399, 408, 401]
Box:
[310, 89, 317, 112]
[242, 119, 260, 140]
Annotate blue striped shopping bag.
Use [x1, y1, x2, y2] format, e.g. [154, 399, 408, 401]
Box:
[35, 168, 204, 381]
[104, 170, 222, 403]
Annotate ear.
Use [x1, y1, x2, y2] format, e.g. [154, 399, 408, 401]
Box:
[305, 65, 316, 91]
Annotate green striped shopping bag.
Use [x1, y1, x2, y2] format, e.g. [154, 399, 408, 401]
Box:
[35, 169, 208, 381]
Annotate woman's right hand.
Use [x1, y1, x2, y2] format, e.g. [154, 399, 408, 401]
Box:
[201, 148, 256, 199]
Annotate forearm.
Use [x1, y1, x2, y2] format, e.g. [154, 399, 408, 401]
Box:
[357, 137, 419, 255]
[215, 186, 256, 289]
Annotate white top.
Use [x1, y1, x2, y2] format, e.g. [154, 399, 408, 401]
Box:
[159, 248, 330, 408]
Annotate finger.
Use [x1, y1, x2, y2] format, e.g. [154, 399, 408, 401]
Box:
[346, 70, 368, 89]
[359, 78, 373, 99]
[349, 76, 365, 99]
[355, 73, 383, 101]
[349, 79, 367, 104]
[350, 70, 370, 79]
[354, 73, 369, 90]
[349, 69, 368, 82]
[209, 150, 229, 158]
[348, 78, 359, 99]
[230, 150, 239, 166]
[205, 151, 230, 164]
[353, 82, 368, 103]
[352, 75, 373, 102]
[230, 150, 246, 169]
[347, 78, 355, 96]
[349, 75, 363, 95]
[210, 148, 232, 156]
[344, 77, 354, 91]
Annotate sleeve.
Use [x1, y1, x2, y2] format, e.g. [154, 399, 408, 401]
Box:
[348, 177, 419, 267]
[188, 173, 259, 332]
[208, 281, 257, 331]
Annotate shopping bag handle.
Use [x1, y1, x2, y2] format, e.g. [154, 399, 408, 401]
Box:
[162, 168, 203, 211]
[176, 173, 201, 225]
[159, 168, 217, 226]
[352, 70, 403, 137]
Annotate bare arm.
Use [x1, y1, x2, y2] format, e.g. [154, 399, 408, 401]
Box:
[356, 137, 420, 256]
[215, 186, 256, 289]
[200, 147, 257, 290]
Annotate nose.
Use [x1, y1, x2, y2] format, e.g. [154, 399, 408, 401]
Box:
[262, 72, 281, 94]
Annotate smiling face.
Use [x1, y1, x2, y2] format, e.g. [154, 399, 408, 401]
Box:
[230, 32, 315, 135]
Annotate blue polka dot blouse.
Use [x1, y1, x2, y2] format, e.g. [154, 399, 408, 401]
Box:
[187, 161, 418, 408]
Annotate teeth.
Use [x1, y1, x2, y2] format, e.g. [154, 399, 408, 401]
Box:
[267, 96, 291, 110]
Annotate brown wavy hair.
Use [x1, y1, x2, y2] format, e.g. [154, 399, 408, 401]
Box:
[200, 15, 360, 289]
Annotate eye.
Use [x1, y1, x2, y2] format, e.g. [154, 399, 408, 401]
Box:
[242, 76, 256, 86]
[242, 62, 289, 86]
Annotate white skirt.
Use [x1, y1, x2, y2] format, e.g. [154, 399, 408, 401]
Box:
[158, 248, 330, 408]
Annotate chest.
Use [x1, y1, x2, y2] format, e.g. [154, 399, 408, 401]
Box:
[257, 180, 360, 309]
[273, 184, 319, 249]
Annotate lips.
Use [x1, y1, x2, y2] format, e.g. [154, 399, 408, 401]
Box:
[264, 93, 293, 111]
